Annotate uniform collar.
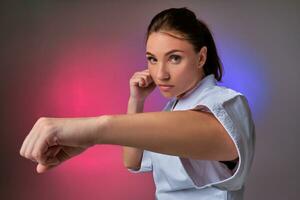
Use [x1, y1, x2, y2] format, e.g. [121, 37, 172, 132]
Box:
[171, 74, 217, 110]
[173, 74, 217, 102]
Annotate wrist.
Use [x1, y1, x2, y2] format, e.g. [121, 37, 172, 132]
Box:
[128, 97, 145, 113]
[128, 97, 145, 105]
[91, 115, 112, 145]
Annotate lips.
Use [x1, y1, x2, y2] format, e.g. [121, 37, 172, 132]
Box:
[158, 84, 174, 87]
[158, 84, 174, 91]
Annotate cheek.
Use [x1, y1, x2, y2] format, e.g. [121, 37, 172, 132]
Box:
[173, 65, 190, 79]
[173, 66, 195, 85]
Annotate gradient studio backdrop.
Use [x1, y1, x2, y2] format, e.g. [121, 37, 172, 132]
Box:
[1, 1, 299, 200]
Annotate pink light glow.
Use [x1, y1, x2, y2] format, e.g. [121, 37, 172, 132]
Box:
[24, 36, 156, 199]
[38, 37, 129, 176]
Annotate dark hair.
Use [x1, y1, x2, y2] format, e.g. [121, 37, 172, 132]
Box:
[145, 7, 223, 82]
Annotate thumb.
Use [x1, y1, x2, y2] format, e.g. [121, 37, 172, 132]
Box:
[36, 162, 58, 174]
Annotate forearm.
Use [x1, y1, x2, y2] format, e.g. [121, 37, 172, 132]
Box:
[126, 98, 145, 114]
[122, 98, 144, 169]
[97, 110, 237, 161]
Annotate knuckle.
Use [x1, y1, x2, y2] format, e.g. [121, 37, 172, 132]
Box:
[32, 152, 38, 160]
[33, 151, 42, 160]
[24, 152, 31, 159]
[132, 74, 139, 79]
[42, 123, 52, 131]
[37, 117, 50, 128]
[37, 117, 47, 123]
[19, 149, 23, 156]
[129, 80, 137, 85]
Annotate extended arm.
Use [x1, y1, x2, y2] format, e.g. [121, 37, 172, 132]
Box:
[98, 110, 238, 161]
[19, 102, 238, 173]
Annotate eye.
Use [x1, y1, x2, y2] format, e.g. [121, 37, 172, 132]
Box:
[169, 55, 182, 64]
[146, 56, 157, 64]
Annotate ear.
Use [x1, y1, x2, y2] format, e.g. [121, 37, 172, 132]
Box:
[197, 46, 207, 68]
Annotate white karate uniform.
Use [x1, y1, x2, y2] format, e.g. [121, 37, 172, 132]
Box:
[128, 74, 256, 200]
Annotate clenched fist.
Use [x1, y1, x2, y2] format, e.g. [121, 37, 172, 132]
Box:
[129, 68, 156, 102]
[19, 116, 106, 173]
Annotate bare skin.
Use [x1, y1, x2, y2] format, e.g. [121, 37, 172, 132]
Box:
[19, 31, 238, 173]
[122, 69, 155, 170]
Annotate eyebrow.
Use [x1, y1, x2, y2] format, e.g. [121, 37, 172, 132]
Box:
[146, 49, 185, 57]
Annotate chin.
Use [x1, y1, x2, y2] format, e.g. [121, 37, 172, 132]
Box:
[160, 92, 175, 99]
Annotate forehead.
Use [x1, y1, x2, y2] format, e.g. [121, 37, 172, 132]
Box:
[146, 31, 194, 54]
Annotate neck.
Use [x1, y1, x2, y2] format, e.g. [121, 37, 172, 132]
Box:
[176, 72, 205, 100]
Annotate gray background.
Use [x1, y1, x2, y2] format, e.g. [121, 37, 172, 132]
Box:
[1, 1, 299, 199]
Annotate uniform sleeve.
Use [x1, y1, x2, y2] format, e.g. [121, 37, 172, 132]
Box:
[180, 94, 256, 191]
[127, 150, 153, 173]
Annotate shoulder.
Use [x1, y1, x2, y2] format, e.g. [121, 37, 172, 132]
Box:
[200, 84, 245, 106]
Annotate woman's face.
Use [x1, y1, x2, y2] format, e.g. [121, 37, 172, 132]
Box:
[146, 31, 207, 99]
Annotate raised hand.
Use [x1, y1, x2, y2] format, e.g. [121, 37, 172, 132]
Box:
[129, 68, 156, 102]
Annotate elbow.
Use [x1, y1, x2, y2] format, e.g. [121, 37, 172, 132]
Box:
[122, 147, 143, 170]
[125, 165, 141, 171]
[123, 160, 141, 170]
[218, 124, 239, 161]
[223, 141, 239, 161]
[227, 149, 239, 161]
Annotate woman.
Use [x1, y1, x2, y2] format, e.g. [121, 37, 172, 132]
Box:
[19, 7, 255, 200]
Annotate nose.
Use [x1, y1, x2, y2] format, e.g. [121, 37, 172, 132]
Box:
[156, 63, 170, 80]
